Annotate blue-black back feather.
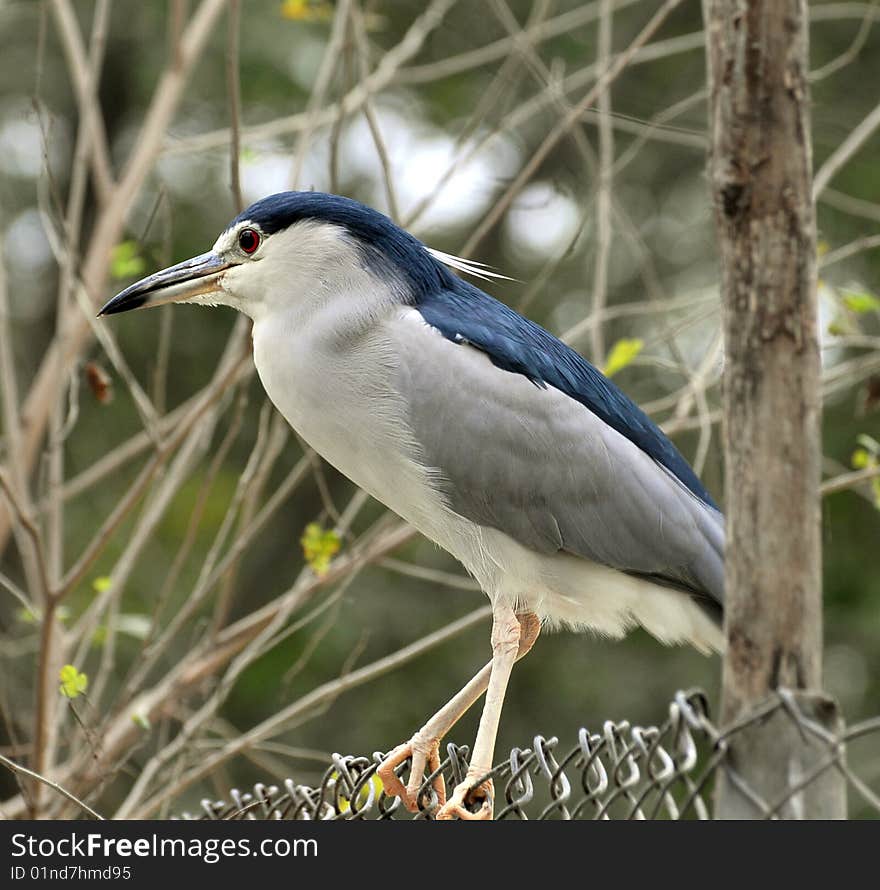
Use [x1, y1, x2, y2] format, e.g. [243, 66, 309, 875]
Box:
[235, 192, 717, 510]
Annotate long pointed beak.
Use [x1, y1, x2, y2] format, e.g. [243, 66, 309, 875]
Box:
[98, 252, 232, 316]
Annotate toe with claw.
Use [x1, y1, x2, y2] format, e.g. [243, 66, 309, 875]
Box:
[377, 734, 446, 813]
[436, 774, 493, 821]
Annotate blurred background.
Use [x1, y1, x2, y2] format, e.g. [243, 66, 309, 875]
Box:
[0, 0, 878, 817]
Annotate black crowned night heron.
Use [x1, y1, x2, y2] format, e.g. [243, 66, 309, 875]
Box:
[100, 192, 724, 820]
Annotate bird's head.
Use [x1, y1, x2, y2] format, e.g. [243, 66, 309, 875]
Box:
[99, 192, 454, 322]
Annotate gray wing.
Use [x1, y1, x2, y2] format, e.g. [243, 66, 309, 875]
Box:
[391, 313, 725, 607]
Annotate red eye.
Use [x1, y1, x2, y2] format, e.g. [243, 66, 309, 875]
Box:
[238, 228, 260, 254]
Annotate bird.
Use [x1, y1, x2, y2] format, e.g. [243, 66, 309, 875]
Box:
[100, 191, 725, 820]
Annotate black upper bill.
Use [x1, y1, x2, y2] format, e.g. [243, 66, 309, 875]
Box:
[98, 252, 231, 317]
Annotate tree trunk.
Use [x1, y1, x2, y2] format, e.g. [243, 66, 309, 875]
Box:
[702, 0, 845, 818]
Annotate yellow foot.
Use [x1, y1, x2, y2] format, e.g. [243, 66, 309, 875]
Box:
[435, 776, 493, 821]
[377, 736, 446, 813]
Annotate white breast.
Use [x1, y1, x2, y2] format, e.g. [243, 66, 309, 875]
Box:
[250, 301, 462, 549]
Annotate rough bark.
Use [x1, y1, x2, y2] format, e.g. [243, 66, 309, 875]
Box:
[703, 0, 844, 818]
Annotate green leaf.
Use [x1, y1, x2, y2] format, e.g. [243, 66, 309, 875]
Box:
[332, 770, 382, 813]
[110, 241, 146, 280]
[131, 712, 151, 731]
[851, 448, 871, 470]
[602, 338, 644, 378]
[280, 0, 334, 22]
[92, 576, 112, 593]
[300, 522, 341, 577]
[842, 289, 880, 314]
[59, 665, 88, 699]
[17, 606, 38, 624]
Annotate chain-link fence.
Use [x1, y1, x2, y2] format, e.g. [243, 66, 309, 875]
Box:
[178, 689, 880, 820]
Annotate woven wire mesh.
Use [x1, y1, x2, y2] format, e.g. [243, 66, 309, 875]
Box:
[178, 689, 880, 820]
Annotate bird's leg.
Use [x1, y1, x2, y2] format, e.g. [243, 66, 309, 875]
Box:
[436, 605, 540, 821]
[377, 609, 539, 814]
[378, 665, 491, 812]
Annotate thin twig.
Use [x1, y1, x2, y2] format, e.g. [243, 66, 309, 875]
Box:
[814, 96, 880, 198]
[810, 0, 877, 81]
[289, 0, 352, 189]
[0, 751, 104, 820]
[48, 0, 115, 203]
[589, 0, 615, 367]
[0, 472, 52, 601]
[819, 233, 880, 269]
[226, 0, 244, 212]
[820, 464, 880, 496]
[352, 2, 400, 219]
